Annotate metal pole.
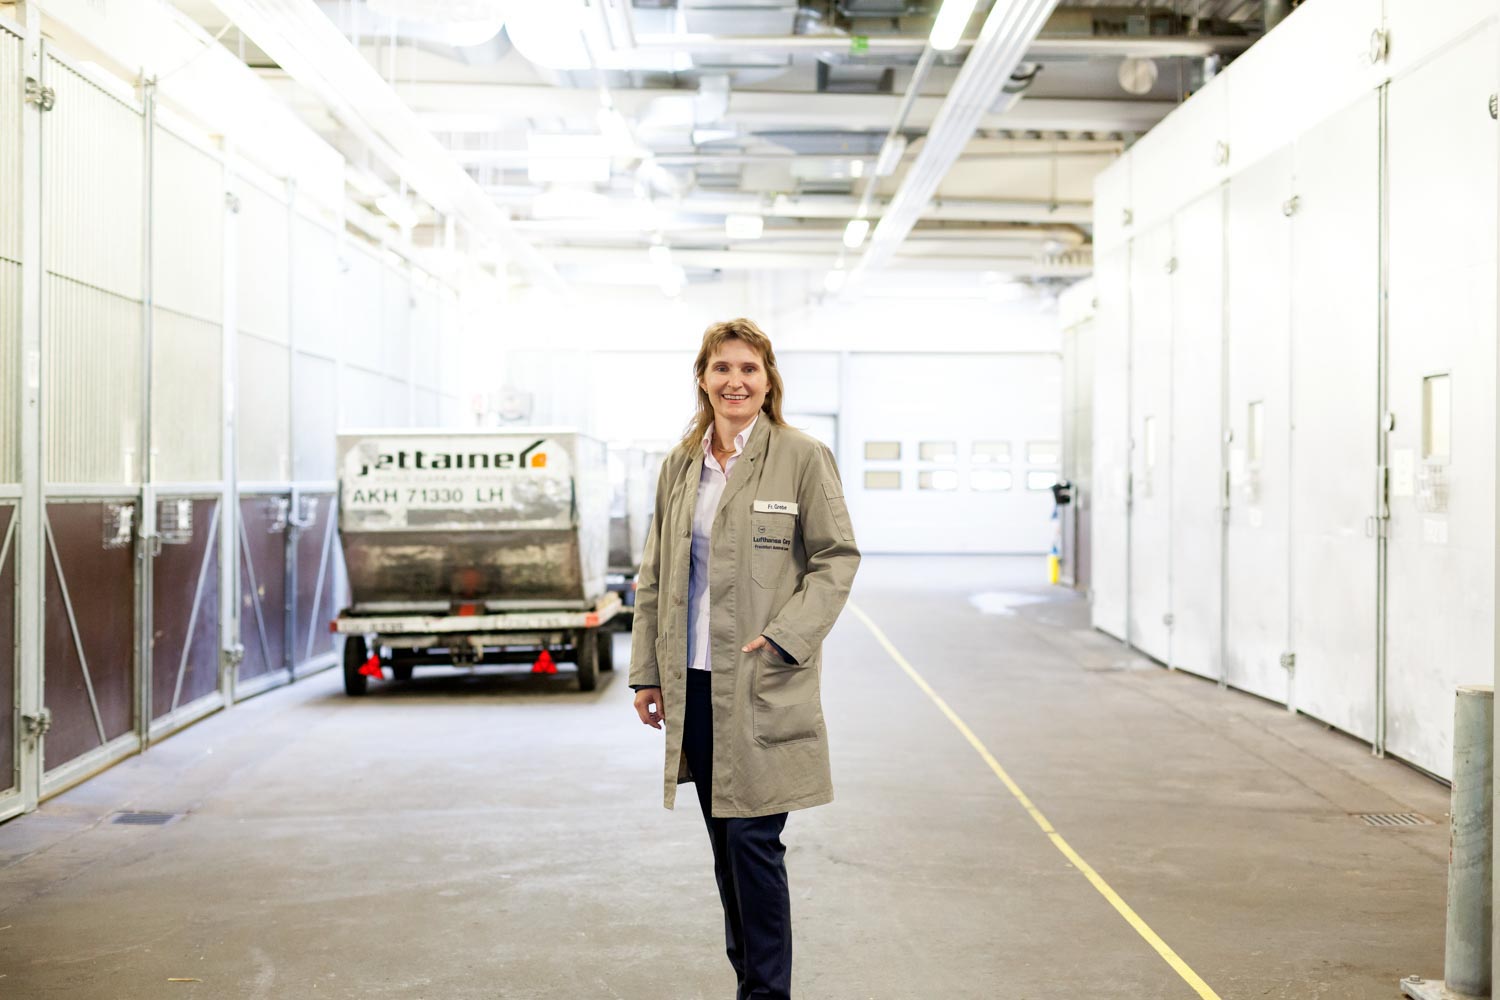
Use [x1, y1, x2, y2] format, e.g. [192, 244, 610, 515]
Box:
[1448, 685, 1493, 997]
[1405, 685, 1495, 1000]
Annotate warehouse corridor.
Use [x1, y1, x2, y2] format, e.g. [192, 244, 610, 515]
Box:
[0, 556, 1448, 999]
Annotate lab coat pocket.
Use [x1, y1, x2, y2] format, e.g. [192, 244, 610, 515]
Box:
[752, 650, 820, 746]
[750, 511, 796, 588]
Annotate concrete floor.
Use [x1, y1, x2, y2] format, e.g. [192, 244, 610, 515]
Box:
[0, 556, 1450, 999]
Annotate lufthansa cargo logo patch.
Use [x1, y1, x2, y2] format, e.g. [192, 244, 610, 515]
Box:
[752, 499, 798, 515]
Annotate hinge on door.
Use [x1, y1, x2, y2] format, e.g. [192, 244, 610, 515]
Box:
[1490, 93, 1499, 121]
[22, 708, 52, 740]
[225, 192, 242, 215]
[1367, 28, 1389, 65]
[1162, 612, 1175, 628]
[1279, 651, 1296, 673]
[221, 643, 245, 670]
[1281, 195, 1300, 218]
[24, 77, 56, 112]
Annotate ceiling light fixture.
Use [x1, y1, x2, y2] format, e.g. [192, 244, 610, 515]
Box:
[843, 218, 870, 249]
[648, 243, 672, 268]
[823, 269, 848, 294]
[725, 214, 764, 240]
[929, 0, 981, 52]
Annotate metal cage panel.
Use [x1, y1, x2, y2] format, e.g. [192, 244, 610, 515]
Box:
[292, 352, 336, 481]
[152, 308, 223, 483]
[342, 246, 382, 371]
[340, 364, 386, 429]
[410, 284, 440, 392]
[45, 276, 144, 484]
[381, 263, 411, 378]
[235, 179, 289, 344]
[152, 127, 223, 324]
[236, 333, 291, 482]
[414, 387, 441, 427]
[42, 55, 142, 300]
[291, 213, 340, 359]
[151, 498, 220, 719]
[0, 262, 18, 483]
[0, 24, 19, 267]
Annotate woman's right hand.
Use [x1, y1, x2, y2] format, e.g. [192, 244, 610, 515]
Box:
[633, 687, 664, 729]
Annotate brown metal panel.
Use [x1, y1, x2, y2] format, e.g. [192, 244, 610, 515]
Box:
[293, 493, 335, 667]
[43, 502, 136, 771]
[0, 505, 15, 793]
[237, 495, 287, 683]
[151, 499, 220, 719]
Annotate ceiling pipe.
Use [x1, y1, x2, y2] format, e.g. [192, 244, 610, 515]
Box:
[204, 0, 559, 285]
[630, 32, 1253, 59]
[852, 0, 1063, 279]
[1264, 0, 1291, 30]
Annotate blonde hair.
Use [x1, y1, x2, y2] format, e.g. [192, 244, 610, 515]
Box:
[679, 318, 787, 451]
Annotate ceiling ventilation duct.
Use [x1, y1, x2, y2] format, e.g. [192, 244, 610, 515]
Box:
[205, 0, 557, 282]
[853, 0, 1061, 277]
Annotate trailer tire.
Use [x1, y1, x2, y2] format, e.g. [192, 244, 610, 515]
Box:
[576, 630, 599, 692]
[598, 630, 615, 672]
[393, 665, 414, 681]
[343, 635, 369, 697]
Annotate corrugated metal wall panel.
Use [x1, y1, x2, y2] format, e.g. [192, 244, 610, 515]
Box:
[236, 180, 289, 344]
[45, 276, 143, 483]
[342, 247, 382, 370]
[413, 388, 440, 427]
[151, 308, 222, 482]
[291, 352, 336, 481]
[339, 366, 385, 429]
[237, 333, 290, 481]
[410, 286, 440, 390]
[152, 127, 222, 323]
[0, 26, 21, 266]
[383, 375, 409, 426]
[43, 55, 142, 300]
[381, 263, 410, 377]
[0, 263, 18, 482]
[291, 214, 340, 359]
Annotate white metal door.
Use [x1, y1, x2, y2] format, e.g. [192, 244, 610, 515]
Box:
[1287, 93, 1381, 740]
[1383, 27, 1497, 778]
[1091, 248, 1130, 639]
[842, 353, 1060, 554]
[1168, 188, 1226, 680]
[1223, 146, 1294, 703]
[1128, 222, 1173, 664]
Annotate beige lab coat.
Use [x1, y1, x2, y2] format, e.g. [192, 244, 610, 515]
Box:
[629, 419, 861, 817]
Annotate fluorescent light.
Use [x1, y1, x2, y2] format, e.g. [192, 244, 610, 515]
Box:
[874, 136, 907, 177]
[823, 269, 847, 294]
[843, 218, 870, 249]
[375, 193, 418, 230]
[648, 243, 672, 267]
[929, 0, 980, 51]
[725, 214, 764, 240]
[849, 158, 865, 179]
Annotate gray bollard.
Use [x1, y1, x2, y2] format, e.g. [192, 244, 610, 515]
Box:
[1447, 685, 1493, 997]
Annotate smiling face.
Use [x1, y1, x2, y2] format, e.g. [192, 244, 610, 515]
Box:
[700, 338, 769, 434]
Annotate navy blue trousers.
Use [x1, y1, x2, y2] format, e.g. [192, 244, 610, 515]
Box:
[682, 668, 793, 1000]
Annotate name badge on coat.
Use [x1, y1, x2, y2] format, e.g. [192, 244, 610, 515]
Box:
[753, 499, 798, 515]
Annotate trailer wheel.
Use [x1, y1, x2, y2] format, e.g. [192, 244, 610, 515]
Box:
[576, 630, 599, 692]
[343, 635, 369, 697]
[598, 629, 615, 672]
[393, 665, 414, 681]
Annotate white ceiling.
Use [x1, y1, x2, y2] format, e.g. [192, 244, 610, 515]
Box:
[177, 0, 1270, 287]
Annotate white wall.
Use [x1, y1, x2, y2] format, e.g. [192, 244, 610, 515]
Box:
[498, 276, 1063, 553]
[1086, 0, 1498, 780]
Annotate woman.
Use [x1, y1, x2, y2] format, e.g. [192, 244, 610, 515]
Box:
[630, 317, 860, 1000]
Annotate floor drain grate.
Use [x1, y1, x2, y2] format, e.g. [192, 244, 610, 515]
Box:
[1356, 812, 1434, 828]
[111, 811, 180, 826]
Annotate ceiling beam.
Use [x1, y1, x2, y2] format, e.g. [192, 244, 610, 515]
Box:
[257, 74, 1174, 134]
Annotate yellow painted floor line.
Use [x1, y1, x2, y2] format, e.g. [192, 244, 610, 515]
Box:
[846, 601, 1223, 1000]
